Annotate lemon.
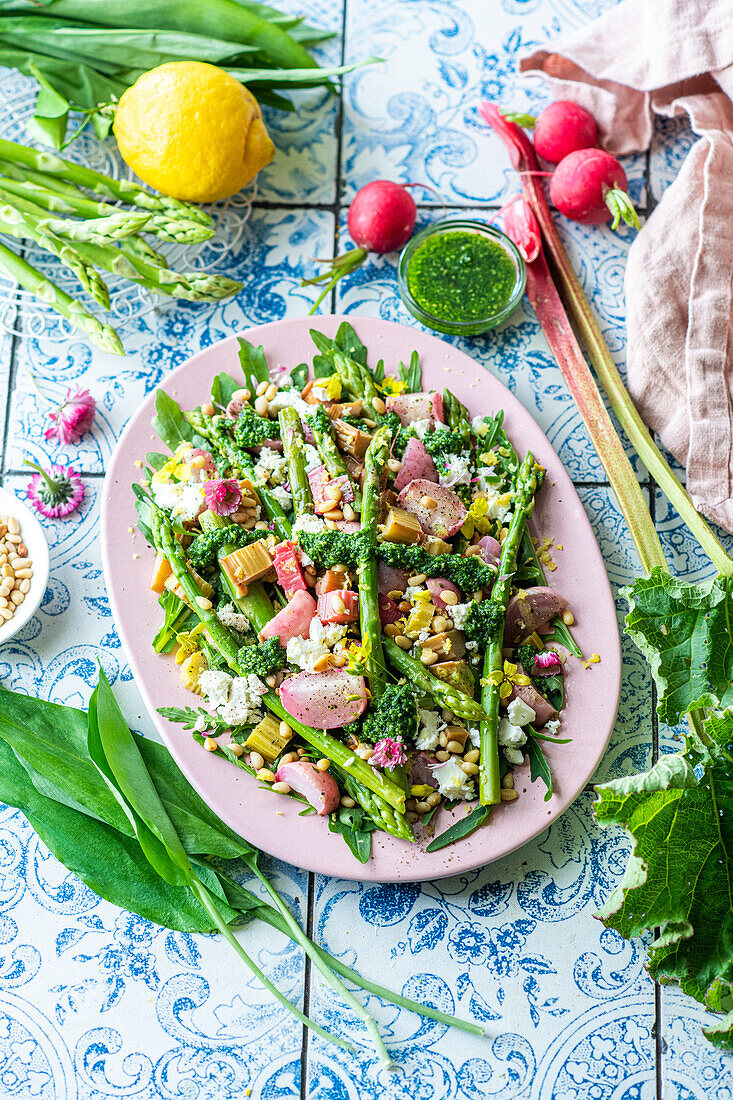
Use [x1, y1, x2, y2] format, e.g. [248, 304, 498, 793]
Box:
[113, 61, 275, 203]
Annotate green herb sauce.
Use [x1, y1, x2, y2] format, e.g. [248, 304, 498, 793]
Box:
[407, 231, 517, 322]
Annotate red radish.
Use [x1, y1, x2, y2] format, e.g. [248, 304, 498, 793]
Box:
[386, 391, 444, 426]
[533, 101, 598, 164]
[274, 760, 340, 815]
[259, 590, 316, 644]
[185, 448, 217, 477]
[317, 589, 359, 624]
[279, 669, 368, 728]
[549, 149, 641, 230]
[303, 180, 417, 314]
[378, 593, 401, 627]
[427, 577, 462, 609]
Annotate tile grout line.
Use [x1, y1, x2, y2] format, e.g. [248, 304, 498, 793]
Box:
[0, 326, 19, 485]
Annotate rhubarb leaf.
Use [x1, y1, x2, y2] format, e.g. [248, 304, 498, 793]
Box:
[594, 709, 733, 1047]
[623, 568, 733, 725]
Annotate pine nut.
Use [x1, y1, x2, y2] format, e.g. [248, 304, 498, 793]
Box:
[461, 761, 479, 775]
[446, 740, 464, 754]
[230, 743, 244, 757]
[464, 749, 480, 764]
[420, 649, 438, 666]
[7, 517, 19, 535]
[434, 750, 450, 762]
[501, 788, 519, 801]
[340, 796, 356, 809]
[255, 521, 269, 530]
[190, 456, 206, 470]
[441, 591, 459, 606]
[233, 388, 249, 402]
[195, 596, 212, 610]
[10, 591, 24, 606]
[18, 580, 30, 594]
[325, 484, 342, 501]
[420, 495, 438, 509]
[201, 403, 215, 417]
[265, 674, 277, 688]
[272, 781, 291, 795]
[204, 737, 218, 752]
[395, 635, 411, 650]
[342, 504, 356, 522]
[323, 509, 343, 522]
[465, 545, 483, 557]
[331, 595, 346, 613]
[415, 800, 431, 814]
[313, 653, 331, 672]
[248, 751, 265, 770]
[387, 458, 402, 473]
[279, 720, 291, 738]
[266, 383, 278, 401]
[0, 598, 8, 609]
[316, 758, 331, 771]
[14, 568, 32, 580]
[280, 752, 298, 765]
[563, 609, 575, 625]
[1, 565, 12, 578]
[408, 573, 427, 586]
[5, 534, 20, 544]
[0, 607, 13, 621]
[372, 396, 386, 415]
[427, 792, 442, 808]
[254, 396, 269, 416]
[16, 544, 27, 557]
[257, 769, 276, 783]
[384, 623, 400, 639]
[439, 731, 449, 748]
[502, 772, 515, 789]
[332, 653, 347, 667]
[256, 379, 269, 397]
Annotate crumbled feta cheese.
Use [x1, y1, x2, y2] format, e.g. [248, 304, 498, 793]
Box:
[430, 757, 475, 800]
[507, 698, 536, 727]
[439, 453, 472, 488]
[218, 674, 267, 725]
[304, 444, 321, 471]
[466, 640, 478, 652]
[152, 479, 205, 522]
[412, 418, 433, 440]
[477, 487, 511, 524]
[199, 670, 233, 709]
[217, 604, 250, 634]
[468, 725, 480, 747]
[498, 717, 527, 765]
[545, 718, 561, 737]
[286, 635, 328, 671]
[267, 390, 312, 417]
[253, 450, 288, 486]
[292, 514, 326, 540]
[404, 585, 425, 603]
[449, 602, 472, 630]
[472, 415, 488, 437]
[433, 420, 448, 432]
[270, 484, 292, 510]
[416, 707, 443, 750]
[193, 716, 207, 733]
[503, 746, 525, 765]
[321, 622, 347, 648]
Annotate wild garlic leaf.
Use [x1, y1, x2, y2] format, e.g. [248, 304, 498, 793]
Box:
[594, 708, 733, 1049]
[526, 738, 552, 801]
[152, 390, 206, 452]
[425, 804, 490, 852]
[623, 568, 733, 725]
[237, 338, 269, 392]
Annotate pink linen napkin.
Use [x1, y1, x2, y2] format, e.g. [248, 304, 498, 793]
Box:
[518, 0, 733, 534]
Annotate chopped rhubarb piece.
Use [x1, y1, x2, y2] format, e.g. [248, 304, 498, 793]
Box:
[317, 588, 359, 624]
[259, 589, 317, 644]
[272, 540, 307, 598]
[220, 542, 273, 595]
[315, 569, 347, 596]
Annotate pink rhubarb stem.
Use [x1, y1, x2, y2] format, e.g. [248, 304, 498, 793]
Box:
[480, 101, 733, 579]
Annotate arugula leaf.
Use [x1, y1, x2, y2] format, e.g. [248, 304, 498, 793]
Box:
[145, 451, 168, 471]
[328, 804, 375, 863]
[526, 737, 552, 801]
[335, 321, 368, 366]
[594, 709, 733, 1048]
[623, 568, 733, 725]
[425, 804, 490, 852]
[287, 362, 309, 390]
[152, 591, 193, 654]
[211, 372, 241, 408]
[152, 390, 206, 452]
[237, 338, 269, 395]
[373, 358, 385, 385]
[159, 704, 231, 732]
[398, 351, 421, 392]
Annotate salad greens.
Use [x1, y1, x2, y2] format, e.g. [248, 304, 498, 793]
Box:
[0, 672, 485, 1061]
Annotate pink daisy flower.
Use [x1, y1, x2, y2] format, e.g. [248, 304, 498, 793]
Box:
[26, 461, 85, 519]
[371, 738, 407, 770]
[44, 387, 96, 446]
[531, 651, 563, 677]
[204, 478, 242, 516]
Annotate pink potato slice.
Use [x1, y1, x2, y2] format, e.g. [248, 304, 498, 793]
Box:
[259, 590, 316, 644]
[504, 586, 568, 644]
[509, 675, 558, 727]
[317, 589, 359, 624]
[377, 561, 410, 596]
[398, 479, 467, 538]
[386, 391, 444, 426]
[279, 669, 368, 729]
[393, 438, 439, 492]
[275, 760, 340, 815]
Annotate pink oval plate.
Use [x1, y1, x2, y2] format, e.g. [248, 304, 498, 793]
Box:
[101, 315, 621, 882]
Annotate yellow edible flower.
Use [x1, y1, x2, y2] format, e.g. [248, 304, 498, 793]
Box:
[345, 638, 371, 675]
[174, 622, 207, 664]
[313, 374, 342, 401]
[485, 660, 531, 700]
[461, 496, 492, 539]
[152, 441, 194, 485]
[377, 376, 407, 396]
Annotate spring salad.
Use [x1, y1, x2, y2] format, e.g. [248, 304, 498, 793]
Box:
[134, 324, 579, 861]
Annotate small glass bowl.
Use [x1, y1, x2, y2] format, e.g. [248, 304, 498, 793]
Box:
[397, 218, 526, 337]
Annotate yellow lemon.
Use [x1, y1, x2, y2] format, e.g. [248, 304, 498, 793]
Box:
[113, 61, 275, 203]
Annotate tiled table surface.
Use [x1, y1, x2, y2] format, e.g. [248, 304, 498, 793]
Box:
[0, 1, 727, 1098]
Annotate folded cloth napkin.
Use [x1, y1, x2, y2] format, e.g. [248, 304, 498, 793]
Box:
[519, 0, 733, 533]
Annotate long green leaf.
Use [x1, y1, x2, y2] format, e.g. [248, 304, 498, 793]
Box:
[152, 389, 207, 452]
[425, 804, 490, 852]
[526, 737, 552, 801]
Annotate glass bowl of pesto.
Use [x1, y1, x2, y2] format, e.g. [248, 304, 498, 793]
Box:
[398, 218, 526, 336]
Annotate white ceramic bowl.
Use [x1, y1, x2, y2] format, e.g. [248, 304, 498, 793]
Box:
[0, 487, 50, 645]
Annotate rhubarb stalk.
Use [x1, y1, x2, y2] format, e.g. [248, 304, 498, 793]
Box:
[480, 102, 733, 579]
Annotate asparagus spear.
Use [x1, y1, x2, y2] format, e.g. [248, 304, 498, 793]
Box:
[279, 406, 314, 516]
[185, 409, 292, 540]
[152, 506, 406, 812]
[0, 202, 110, 307]
[68, 238, 242, 302]
[0, 241, 122, 354]
[340, 773, 414, 842]
[0, 137, 213, 227]
[307, 406, 361, 509]
[0, 183, 151, 241]
[479, 452, 544, 806]
[384, 637, 487, 723]
[358, 426, 390, 701]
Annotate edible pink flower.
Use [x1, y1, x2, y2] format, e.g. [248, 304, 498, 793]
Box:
[371, 738, 407, 770]
[204, 478, 242, 516]
[26, 461, 84, 519]
[43, 387, 96, 445]
[531, 651, 563, 677]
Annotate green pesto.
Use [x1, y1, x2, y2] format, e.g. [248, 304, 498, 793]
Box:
[393, 424, 466, 461]
[464, 600, 504, 644]
[233, 408, 280, 449]
[376, 542, 493, 592]
[298, 528, 372, 568]
[236, 638, 287, 677]
[407, 231, 517, 323]
[187, 526, 267, 571]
